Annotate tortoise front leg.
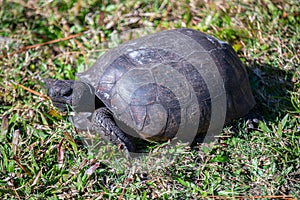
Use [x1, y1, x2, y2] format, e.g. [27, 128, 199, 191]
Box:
[91, 107, 136, 157]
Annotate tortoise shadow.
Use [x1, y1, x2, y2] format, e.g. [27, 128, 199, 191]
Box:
[246, 60, 295, 121]
[193, 60, 295, 145]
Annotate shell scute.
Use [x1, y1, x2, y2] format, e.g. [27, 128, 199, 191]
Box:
[88, 28, 255, 142]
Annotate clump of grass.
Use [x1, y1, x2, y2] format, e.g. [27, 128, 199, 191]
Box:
[0, 0, 299, 198]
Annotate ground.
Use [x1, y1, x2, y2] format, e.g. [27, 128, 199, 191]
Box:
[0, 0, 299, 199]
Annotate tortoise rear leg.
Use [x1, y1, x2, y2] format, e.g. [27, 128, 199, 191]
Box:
[91, 107, 136, 157]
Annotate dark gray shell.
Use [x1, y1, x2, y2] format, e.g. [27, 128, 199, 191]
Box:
[78, 28, 255, 142]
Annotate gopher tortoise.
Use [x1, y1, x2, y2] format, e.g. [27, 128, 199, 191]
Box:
[46, 28, 255, 154]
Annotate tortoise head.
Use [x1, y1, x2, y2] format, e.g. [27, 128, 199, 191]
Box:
[45, 79, 96, 112]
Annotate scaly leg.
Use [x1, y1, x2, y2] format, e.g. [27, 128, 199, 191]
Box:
[91, 107, 136, 157]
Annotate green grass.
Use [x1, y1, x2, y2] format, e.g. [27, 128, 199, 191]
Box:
[0, 0, 299, 199]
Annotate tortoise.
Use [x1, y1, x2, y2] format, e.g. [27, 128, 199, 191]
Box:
[45, 28, 255, 154]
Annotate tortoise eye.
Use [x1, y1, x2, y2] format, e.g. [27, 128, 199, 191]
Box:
[61, 87, 73, 97]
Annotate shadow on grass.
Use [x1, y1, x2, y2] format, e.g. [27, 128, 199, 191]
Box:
[247, 60, 295, 121]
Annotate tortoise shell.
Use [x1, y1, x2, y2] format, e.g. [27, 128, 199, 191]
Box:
[77, 28, 255, 143]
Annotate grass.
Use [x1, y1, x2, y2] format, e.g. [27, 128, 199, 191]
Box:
[0, 0, 299, 199]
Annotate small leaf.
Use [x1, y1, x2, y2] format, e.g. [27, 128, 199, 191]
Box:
[0, 146, 8, 171]
[259, 121, 271, 133]
[13, 156, 32, 176]
[201, 145, 211, 155]
[84, 162, 100, 176]
[63, 132, 78, 153]
[58, 139, 64, 169]
[176, 178, 190, 187]
[233, 43, 242, 52]
[209, 155, 229, 163]
[48, 109, 63, 120]
[31, 168, 43, 186]
[79, 158, 88, 170]
[218, 190, 239, 196]
[1, 114, 9, 132]
[0, 114, 9, 142]
[12, 129, 20, 155]
[281, 114, 289, 129]
[38, 110, 49, 126]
